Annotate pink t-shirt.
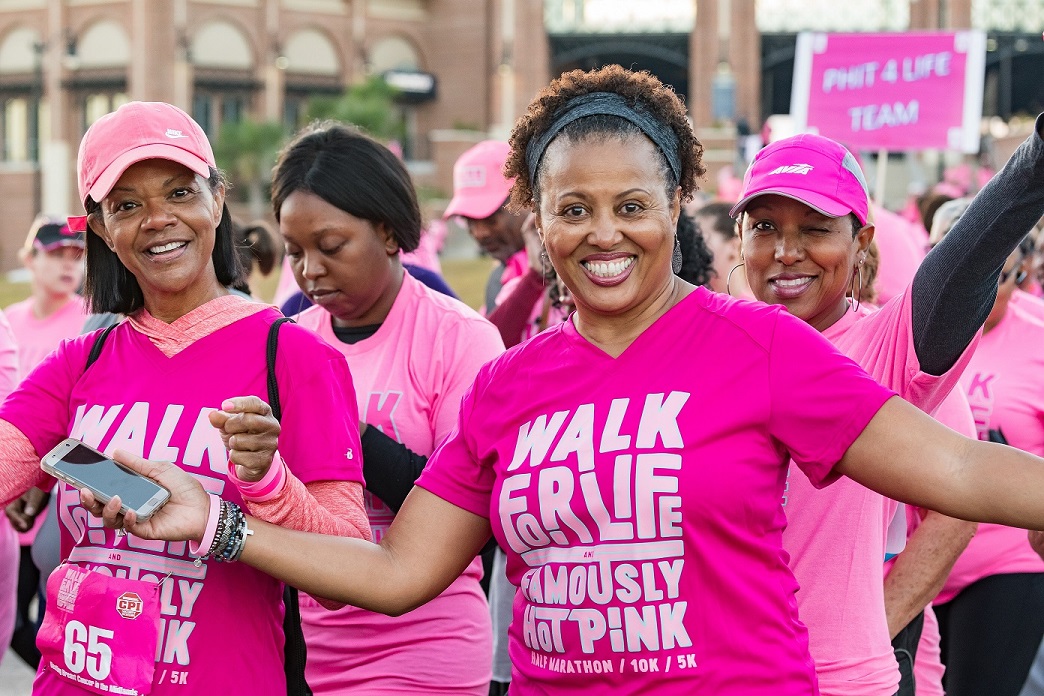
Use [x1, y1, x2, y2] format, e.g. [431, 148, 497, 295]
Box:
[880, 389, 976, 696]
[4, 295, 88, 380]
[4, 296, 88, 543]
[1011, 289, 1044, 323]
[939, 301, 1044, 603]
[418, 287, 896, 695]
[295, 273, 503, 694]
[0, 304, 363, 696]
[870, 204, 927, 305]
[783, 287, 974, 696]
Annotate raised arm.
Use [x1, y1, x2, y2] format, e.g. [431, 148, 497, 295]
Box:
[911, 114, 1044, 375]
[837, 395, 1044, 529]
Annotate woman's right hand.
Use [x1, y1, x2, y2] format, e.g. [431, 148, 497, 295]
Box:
[79, 450, 210, 543]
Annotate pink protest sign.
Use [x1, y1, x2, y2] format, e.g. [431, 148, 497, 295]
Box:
[791, 31, 986, 152]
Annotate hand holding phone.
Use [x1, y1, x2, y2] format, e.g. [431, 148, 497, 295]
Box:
[41, 439, 171, 520]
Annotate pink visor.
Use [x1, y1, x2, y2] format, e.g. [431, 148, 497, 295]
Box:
[730, 133, 870, 226]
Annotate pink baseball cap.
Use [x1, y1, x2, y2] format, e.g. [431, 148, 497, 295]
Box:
[730, 133, 870, 225]
[443, 140, 513, 220]
[76, 101, 215, 208]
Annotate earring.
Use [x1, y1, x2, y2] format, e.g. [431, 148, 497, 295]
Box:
[726, 263, 745, 297]
[540, 249, 552, 279]
[850, 265, 863, 312]
[672, 236, 683, 274]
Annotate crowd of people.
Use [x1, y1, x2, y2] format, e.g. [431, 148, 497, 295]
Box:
[1, 63, 1043, 696]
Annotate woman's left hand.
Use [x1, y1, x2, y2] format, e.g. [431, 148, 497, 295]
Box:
[209, 396, 281, 483]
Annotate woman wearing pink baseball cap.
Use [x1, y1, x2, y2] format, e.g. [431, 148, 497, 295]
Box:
[0, 101, 370, 696]
[730, 115, 1044, 696]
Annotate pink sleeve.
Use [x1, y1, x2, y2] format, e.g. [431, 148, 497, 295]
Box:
[430, 317, 504, 443]
[246, 475, 371, 609]
[0, 333, 93, 460]
[245, 475, 370, 541]
[274, 326, 364, 486]
[0, 419, 53, 507]
[767, 311, 896, 487]
[849, 286, 976, 415]
[416, 370, 495, 518]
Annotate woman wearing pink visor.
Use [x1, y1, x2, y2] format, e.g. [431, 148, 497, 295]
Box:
[731, 114, 1044, 696]
[0, 101, 371, 696]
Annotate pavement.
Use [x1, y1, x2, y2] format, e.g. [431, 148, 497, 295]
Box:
[0, 649, 34, 695]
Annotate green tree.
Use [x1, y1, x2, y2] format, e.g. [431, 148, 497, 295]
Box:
[305, 76, 406, 143]
[213, 119, 286, 217]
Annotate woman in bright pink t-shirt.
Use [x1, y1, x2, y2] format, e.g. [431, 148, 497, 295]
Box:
[273, 123, 502, 695]
[0, 101, 370, 696]
[89, 67, 1044, 696]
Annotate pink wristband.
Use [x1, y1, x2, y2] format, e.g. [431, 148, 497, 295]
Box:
[189, 493, 222, 556]
[228, 451, 287, 502]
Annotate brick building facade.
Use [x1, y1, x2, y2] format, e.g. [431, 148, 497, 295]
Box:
[1, 0, 1039, 271]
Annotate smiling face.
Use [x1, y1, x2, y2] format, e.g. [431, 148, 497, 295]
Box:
[92, 158, 225, 318]
[279, 189, 402, 328]
[740, 195, 874, 332]
[535, 133, 680, 322]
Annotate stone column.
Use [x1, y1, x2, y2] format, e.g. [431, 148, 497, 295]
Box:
[690, 0, 718, 126]
[729, 0, 760, 126]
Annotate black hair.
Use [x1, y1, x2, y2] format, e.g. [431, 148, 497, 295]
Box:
[506, 65, 704, 209]
[83, 168, 242, 315]
[693, 202, 737, 240]
[675, 211, 714, 286]
[230, 220, 279, 295]
[271, 122, 421, 254]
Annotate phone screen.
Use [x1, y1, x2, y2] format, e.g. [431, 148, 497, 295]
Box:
[53, 444, 166, 511]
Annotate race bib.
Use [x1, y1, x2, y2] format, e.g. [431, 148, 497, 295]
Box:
[38, 564, 162, 696]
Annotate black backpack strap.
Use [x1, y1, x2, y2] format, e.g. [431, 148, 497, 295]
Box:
[267, 317, 293, 422]
[85, 324, 118, 371]
[265, 317, 310, 696]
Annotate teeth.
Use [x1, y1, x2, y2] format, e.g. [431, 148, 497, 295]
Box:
[583, 257, 635, 278]
[149, 241, 185, 254]
[774, 277, 812, 288]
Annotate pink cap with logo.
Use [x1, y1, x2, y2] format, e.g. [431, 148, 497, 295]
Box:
[76, 101, 215, 208]
[443, 140, 513, 220]
[730, 133, 870, 225]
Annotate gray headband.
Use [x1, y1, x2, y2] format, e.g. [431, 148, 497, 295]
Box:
[524, 92, 682, 185]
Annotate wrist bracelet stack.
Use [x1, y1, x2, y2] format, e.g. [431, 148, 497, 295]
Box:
[192, 499, 254, 567]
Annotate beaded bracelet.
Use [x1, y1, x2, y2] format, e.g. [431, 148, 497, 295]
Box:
[192, 500, 253, 566]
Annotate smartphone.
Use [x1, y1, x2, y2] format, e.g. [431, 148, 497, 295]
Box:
[41, 438, 171, 520]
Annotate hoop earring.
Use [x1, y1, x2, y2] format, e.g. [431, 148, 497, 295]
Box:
[671, 236, 683, 274]
[726, 263, 745, 297]
[851, 265, 863, 312]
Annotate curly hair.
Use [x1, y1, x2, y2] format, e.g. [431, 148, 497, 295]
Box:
[676, 211, 714, 286]
[505, 65, 705, 209]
